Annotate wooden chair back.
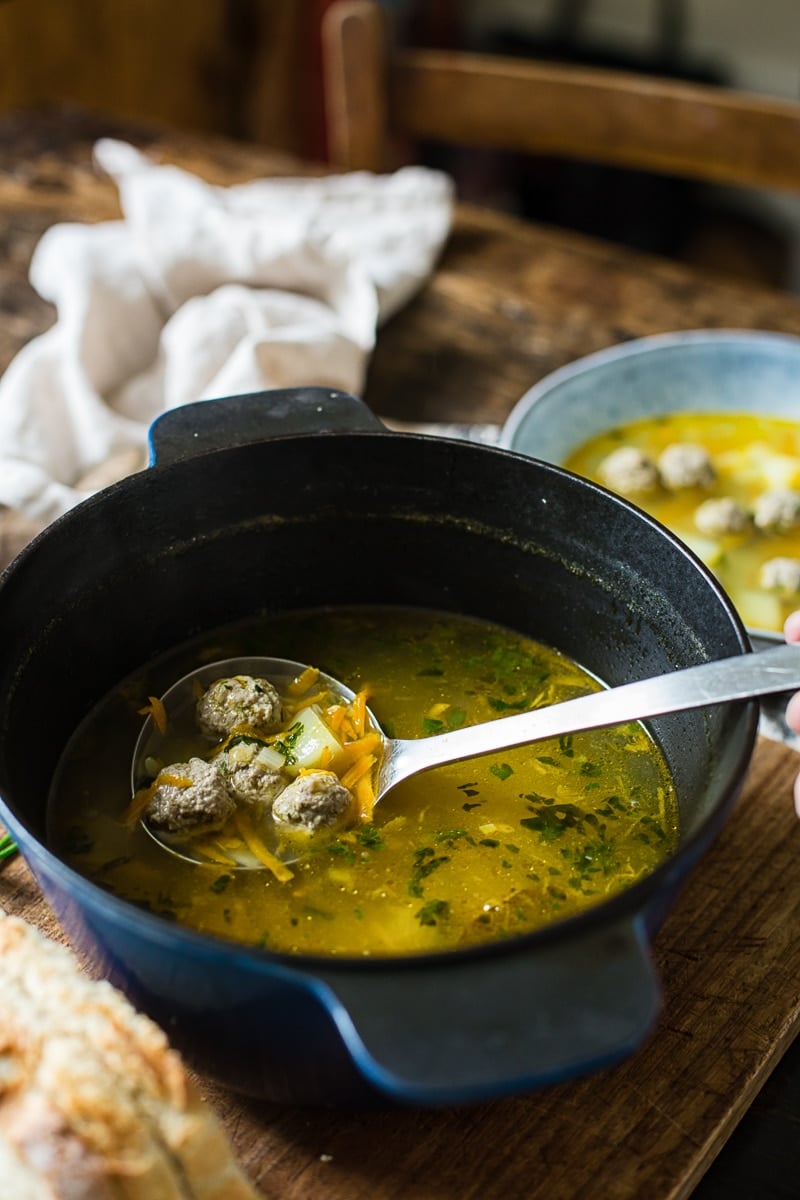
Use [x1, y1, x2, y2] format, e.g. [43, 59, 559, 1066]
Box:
[321, 0, 800, 194]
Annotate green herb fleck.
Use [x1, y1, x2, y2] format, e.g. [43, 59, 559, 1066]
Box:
[408, 846, 450, 897]
[520, 802, 585, 841]
[416, 899, 450, 926]
[272, 721, 304, 766]
[302, 905, 335, 921]
[490, 762, 513, 781]
[579, 760, 602, 777]
[487, 696, 528, 712]
[210, 874, 232, 894]
[63, 827, 93, 855]
[329, 841, 357, 864]
[225, 733, 268, 750]
[435, 828, 469, 845]
[355, 826, 386, 850]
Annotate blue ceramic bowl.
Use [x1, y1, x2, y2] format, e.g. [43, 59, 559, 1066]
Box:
[501, 329, 800, 643]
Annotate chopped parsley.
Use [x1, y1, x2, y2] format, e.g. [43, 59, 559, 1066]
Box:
[416, 899, 449, 926]
[422, 716, 444, 735]
[408, 846, 450, 897]
[272, 721, 304, 766]
[520, 801, 585, 842]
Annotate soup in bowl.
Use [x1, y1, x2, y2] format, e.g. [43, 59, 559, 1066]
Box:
[501, 329, 800, 639]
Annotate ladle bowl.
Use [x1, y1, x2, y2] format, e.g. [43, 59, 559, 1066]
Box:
[131, 655, 369, 868]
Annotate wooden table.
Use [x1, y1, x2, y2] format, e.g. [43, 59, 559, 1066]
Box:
[2, 107, 800, 1200]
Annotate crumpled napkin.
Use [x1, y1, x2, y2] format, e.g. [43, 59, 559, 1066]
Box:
[0, 138, 454, 530]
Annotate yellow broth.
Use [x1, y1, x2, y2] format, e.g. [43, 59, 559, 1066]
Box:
[564, 412, 800, 633]
[48, 607, 679, 957]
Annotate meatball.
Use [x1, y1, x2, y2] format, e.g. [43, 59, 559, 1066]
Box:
[753, 488, 800, 532]
[197, 675, 283, 740]
[145, 757, 236, 839]
[272, 771, 353, 832]
[658, 443, 716, 491]
[598, 446, 660, 496]
[760, 556, 800, 594]
[216, 742, 287, 809]
[694, 496, 751, 537]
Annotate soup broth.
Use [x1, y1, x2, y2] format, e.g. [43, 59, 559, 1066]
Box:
[48, 607, 679, 957]
[565, 411, 800, 633]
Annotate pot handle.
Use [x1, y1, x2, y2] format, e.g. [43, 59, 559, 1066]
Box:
[310, 916, 660, 1105]
[148, 387, 385, 467]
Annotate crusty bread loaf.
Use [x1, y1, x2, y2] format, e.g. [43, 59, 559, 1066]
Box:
[0, 910, 261, 1199]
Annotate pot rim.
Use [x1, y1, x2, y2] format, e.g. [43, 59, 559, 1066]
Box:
[0, 426, 759, 974]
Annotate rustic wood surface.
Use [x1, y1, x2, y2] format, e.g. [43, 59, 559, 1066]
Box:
[3, 107, 800, 1199]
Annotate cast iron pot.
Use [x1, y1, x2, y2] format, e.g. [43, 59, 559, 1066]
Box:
[0, 388, 757, 1108]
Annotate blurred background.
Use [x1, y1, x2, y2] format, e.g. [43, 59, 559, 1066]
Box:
[2, 0, 800, 290]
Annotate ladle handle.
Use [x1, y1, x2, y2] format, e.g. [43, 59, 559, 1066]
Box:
[392, 642, 800, 777]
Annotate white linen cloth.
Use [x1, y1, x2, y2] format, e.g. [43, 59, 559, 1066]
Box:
[0, 139, 454, 530]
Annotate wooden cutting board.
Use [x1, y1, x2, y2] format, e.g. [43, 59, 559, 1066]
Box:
[2, 733, 799, 1199]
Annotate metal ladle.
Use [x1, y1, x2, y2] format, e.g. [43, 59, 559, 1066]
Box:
[132, 644, 800, 869]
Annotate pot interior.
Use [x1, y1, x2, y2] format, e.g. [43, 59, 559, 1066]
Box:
[0, 434, 755, 862]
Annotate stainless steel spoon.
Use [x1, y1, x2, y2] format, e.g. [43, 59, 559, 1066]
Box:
[132, 643, 800, 869]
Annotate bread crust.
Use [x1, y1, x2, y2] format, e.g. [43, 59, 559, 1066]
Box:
[0, 910, 261, 1199]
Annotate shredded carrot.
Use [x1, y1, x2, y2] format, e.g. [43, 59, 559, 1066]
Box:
[325, 705, 347, 733]
[350, 690, 368, 738]
[353, 772, 377, 822]
[125, 786, 156, 827]
[287, 666, 320, 697]
[192, 839, 239, 866]
[340, 716, 359, 743]
[337, 731, 382, 764]
[233, 811, 294, 883]
[341, 754, 376, 791]
[137, 695, 167, 734]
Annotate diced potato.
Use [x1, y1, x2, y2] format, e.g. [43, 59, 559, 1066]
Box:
[228, 741, 257, 765]
[284, 706, 345, 776]
[736, 589, 784, 631]
[678, 532, 725, 568]
[255, 744, 287, 772]
[717, 443, 800, 492]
